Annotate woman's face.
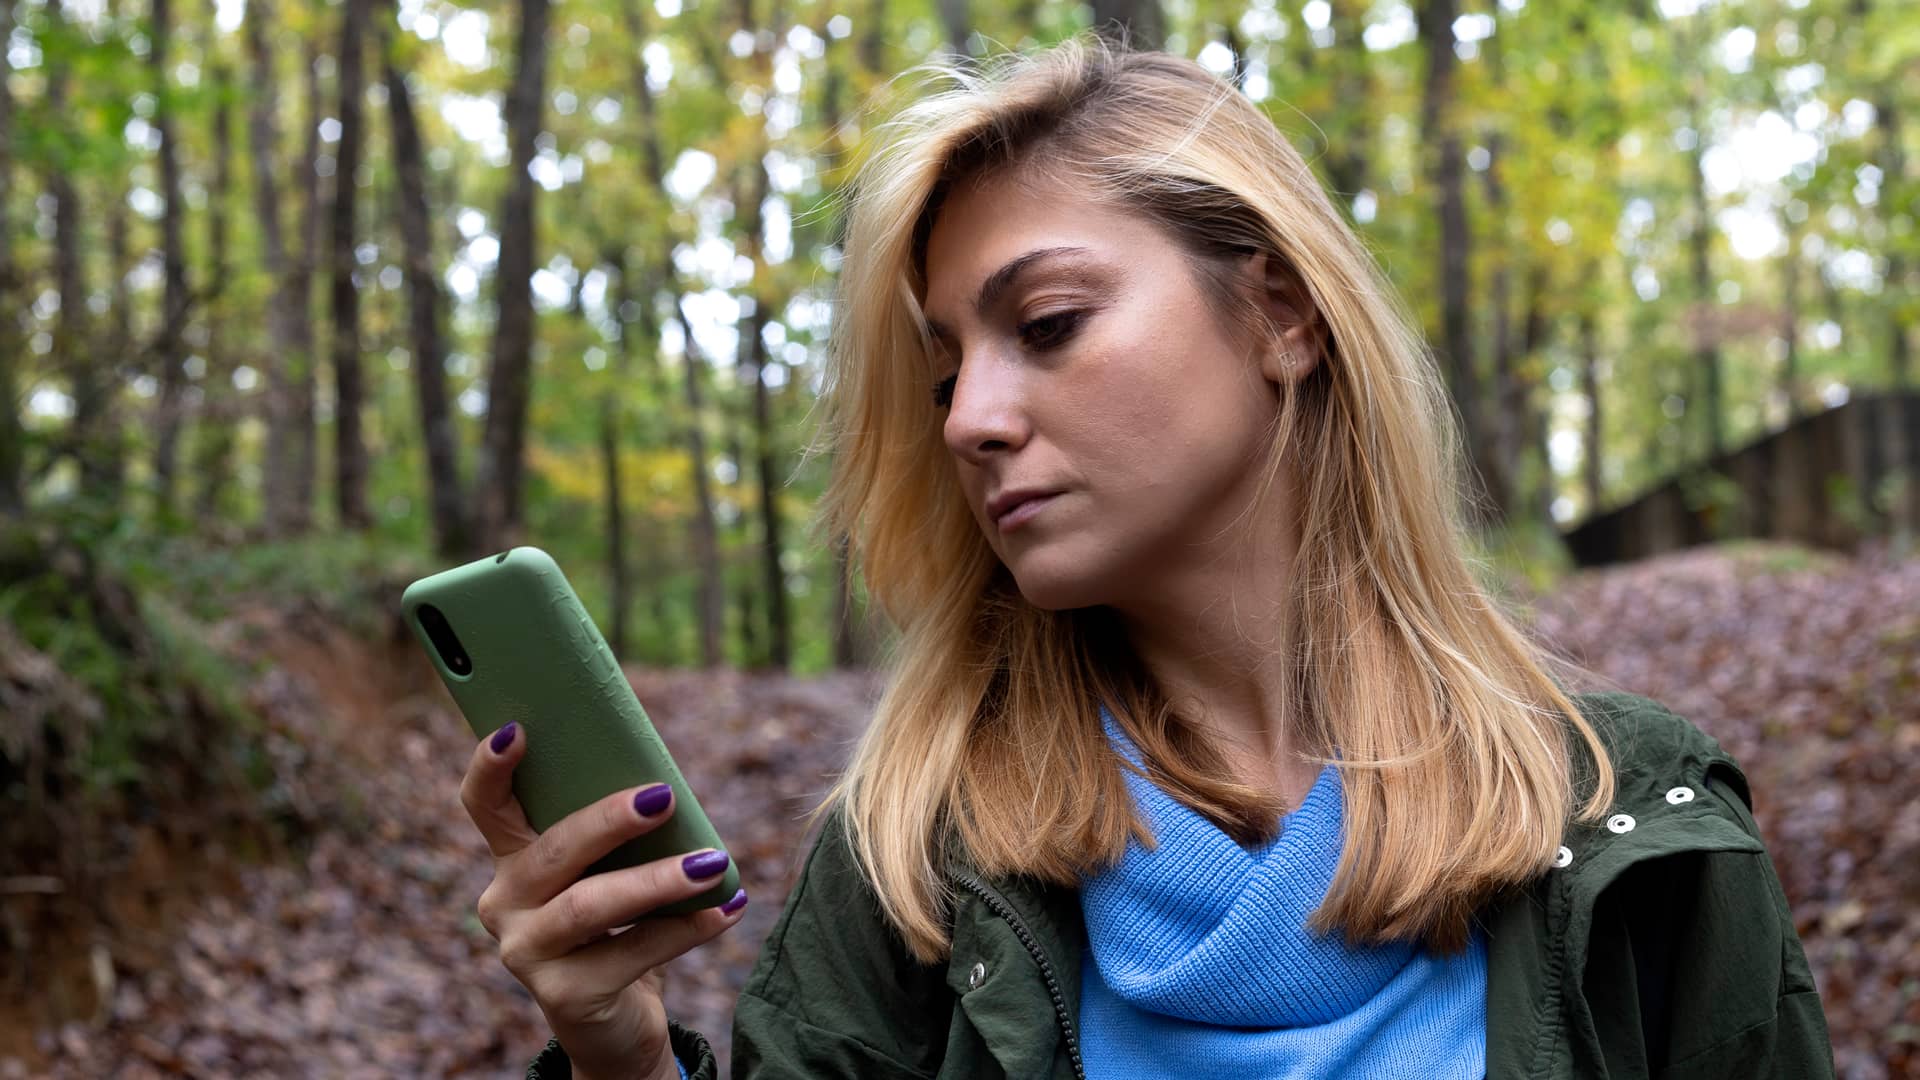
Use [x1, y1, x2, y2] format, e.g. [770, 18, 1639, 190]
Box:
[921, 171, 1312, 613]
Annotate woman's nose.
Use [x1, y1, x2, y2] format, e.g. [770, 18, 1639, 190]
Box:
[941, 361, 1030, 465]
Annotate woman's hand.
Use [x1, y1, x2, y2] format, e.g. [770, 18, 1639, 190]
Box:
[460, 721, 749, 1080]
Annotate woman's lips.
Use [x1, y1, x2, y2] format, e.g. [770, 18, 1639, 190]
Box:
[996, 493, 1059, 532]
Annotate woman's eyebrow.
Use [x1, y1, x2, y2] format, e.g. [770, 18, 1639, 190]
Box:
[923, 246, 1109, 342]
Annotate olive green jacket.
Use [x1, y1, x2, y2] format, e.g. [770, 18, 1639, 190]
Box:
[528, 692, 1835, 1079]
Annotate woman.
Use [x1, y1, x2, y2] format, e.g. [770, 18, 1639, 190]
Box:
[462, 33, 1834, 1079]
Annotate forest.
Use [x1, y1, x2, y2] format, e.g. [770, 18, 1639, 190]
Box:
[1, 0, 1910, 664]
[0, 0, 1915, 1073]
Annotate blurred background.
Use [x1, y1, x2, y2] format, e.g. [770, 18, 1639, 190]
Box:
[0, 0, 1914, 1074]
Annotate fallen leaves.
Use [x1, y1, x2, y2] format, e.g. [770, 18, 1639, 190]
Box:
[1525, 537, 1920, 1079]
[3, 537, 1913, 1077]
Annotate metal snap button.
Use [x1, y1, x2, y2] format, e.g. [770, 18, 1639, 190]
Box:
[968, 961, 986, 989]
[1553, 845, 1573, 868]
[1607, 813, 1636, 833]
[1665, 786, 1695, 805]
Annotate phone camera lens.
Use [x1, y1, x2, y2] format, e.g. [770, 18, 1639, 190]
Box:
[416, 603, 475, 678]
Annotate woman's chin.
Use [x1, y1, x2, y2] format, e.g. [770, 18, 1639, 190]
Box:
[1005, 563, 1106, 612]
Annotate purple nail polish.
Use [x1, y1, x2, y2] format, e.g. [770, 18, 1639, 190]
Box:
[719, 889, 749, 915]
[682, 849, 730, 880]
[633, 783, 673, 817]
[490, 722, 517, 753]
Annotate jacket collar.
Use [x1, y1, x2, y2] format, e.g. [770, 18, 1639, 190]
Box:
[943, 864, 1088, 1078]
[1485, 692, 1765, 1075]
[938, 692, 1759, 1078]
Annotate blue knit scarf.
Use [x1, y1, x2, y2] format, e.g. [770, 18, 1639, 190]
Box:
[1077, 703, 1487, 1078]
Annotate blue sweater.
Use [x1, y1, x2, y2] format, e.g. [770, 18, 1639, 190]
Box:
[1077, 704, 1487, 1077]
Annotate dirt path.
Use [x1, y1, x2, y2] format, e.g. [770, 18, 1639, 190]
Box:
[4, 603, 876, 1077]
[6, 539, 1914, 1077]
[1520, 540, 1920, 1079]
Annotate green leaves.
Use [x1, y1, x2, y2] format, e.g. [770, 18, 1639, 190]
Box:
[0, 0, 1908, 649]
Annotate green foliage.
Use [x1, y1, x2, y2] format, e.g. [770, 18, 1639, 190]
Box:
[108, 530, 437, 639]
[1716, 537, 1851, 578]
[1826, 473, 1878, 539]
[1679, 468, 1749, 541]
[1466, 514, 1578, 607]
[0, 0, 1911, 681]
[0, 566, 250, 801]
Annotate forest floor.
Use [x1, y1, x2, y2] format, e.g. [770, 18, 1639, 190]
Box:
[2, 537, 1916, 1078]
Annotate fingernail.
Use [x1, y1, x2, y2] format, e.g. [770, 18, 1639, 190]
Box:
[719, 889, 748, 915]
[490, 722, 517, 754]
[682, 849, 730, 880]
[633, 783, 673, 817]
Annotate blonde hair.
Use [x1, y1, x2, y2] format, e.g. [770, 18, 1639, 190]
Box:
[795, 31, 1618, 963]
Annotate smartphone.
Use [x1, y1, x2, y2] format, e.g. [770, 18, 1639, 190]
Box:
[401, 545, 740, 915]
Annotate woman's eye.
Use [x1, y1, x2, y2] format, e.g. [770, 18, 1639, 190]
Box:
[1019, 311, 1082, 350]
[931, 311, 1083, 409]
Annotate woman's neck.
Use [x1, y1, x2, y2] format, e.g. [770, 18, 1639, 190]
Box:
[1113, 526, 1320, 803]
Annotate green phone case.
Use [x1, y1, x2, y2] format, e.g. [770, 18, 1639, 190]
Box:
[401, 545, 739, 915]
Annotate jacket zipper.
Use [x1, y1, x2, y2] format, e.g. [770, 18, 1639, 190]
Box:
[949, 870, 1086, 1080]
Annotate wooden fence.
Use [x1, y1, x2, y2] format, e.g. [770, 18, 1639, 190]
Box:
[1560, 390, 1918, 567]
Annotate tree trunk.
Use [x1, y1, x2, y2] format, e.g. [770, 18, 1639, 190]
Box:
[94, 0, 132, 507]
[1218, 23, 1247, 91]
[1780, 209, 1805, 425]
[1579, 309, 1602, 516]
[936, 0, 969, 57]
[287, 38, 323, 531]
[328, 0, 372, 528]
[1477, 126, 1518, 522]
[384, 37, 469, 557]
[620, 0, 665, 189]
[748, 268, 790, 670]
[728, 431, 759, 666]
[734, 4, 790, 671]
[737, 166, 791, 664]
[105, 0, 134, 399]
[859, 0, 885, 74]
[193, 60, 238, 523]
[150, 0, 190, 521]
[1852, 0, 1909, 390]
[1416, 0, 1497, 528]
[246, 0, 301, 534]
[1877, 93, 1911, 391]
[605, 247, 671, 657]
[1321, 0, 1374, 201]
[830, 533, 867, 669]
[677, 293, 726, 669]
[1089, 0, 1161, 50]
[596, 387, 630, 658]
[1668, 11, 1720, 461]
[475, 0, 551, 551]
[601, 252, 634, 659]
[822, 12, 870, 670]
[48, 3, 107, 504]
[1685, 92, 1721, 461]
[1872, 91, 1913, 537]
[623, 0, 722, 666]
[0, 0, 17, 518]
[1518, 262, 1554, 524]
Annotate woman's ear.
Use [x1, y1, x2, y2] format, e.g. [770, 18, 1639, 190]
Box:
[1246, 250, 1328, 386]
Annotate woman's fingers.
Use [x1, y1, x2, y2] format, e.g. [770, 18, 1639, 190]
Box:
[460, 721, 539, 860]
[532, 903, 748, 1005]
[503, 778, 685, 907]
[460, 721, 681, 903]
[456, 720, 746, 1080]
[508, 847, 741, 965]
